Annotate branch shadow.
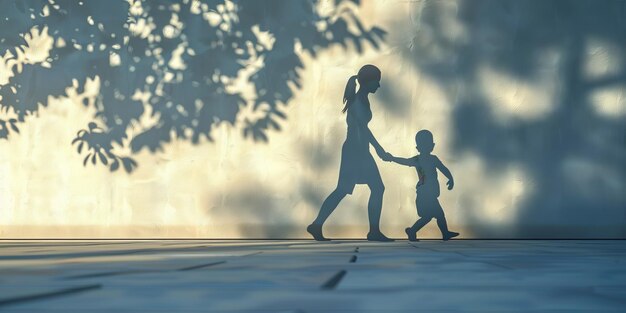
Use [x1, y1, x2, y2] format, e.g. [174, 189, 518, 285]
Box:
[0, 0, 385, 173]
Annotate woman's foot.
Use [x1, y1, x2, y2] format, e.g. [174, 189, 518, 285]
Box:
[307, 224, 330, 241]
[405, 228, 419, 242]
[443, 231, 460, 241]
[367, 231, 394, 242]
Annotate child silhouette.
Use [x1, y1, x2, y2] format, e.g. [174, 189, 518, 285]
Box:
[386, 130, 459, 241]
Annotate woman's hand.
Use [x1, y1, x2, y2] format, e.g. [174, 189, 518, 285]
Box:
[376, 148, 391, 161]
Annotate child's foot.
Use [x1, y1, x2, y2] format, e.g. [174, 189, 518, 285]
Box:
[307, 224, 330, 241]
[405, 228, 419, 242]
[367, 231, 394, 242]
[443, 231, 459, 241]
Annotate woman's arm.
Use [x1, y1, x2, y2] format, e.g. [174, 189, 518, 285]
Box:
[351, 100, 388, 158]
[368, 128, 387, 157]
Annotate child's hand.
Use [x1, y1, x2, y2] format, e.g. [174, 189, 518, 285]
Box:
[446, 179, 454, 190]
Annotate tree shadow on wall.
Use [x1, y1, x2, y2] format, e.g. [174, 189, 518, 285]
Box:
[391, 0, 626, 237]
[0, 0, 385, 173]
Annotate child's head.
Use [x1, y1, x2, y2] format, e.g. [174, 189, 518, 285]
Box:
[415, 130, 435, 154]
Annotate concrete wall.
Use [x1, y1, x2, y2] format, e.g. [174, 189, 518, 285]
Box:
[0, 0, 624, 238]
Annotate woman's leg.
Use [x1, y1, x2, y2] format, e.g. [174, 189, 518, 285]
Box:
[308, 187, 349, 240]
[312, 188, 348, 226]
[367, 180, 385, 234]
[366, 178, 393, 241]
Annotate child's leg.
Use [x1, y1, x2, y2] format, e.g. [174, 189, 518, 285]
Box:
[412, 196, 432, 234]
[409, 217, 431, 233]
[435, 214, 449, 235]
[432, 199, 458, 238]
[436, 213, 460, 240]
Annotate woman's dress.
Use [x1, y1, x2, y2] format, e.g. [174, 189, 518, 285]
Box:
[336, 97, 382, 194]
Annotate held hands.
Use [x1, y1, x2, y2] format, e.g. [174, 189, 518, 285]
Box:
[375, 147, 392, 161]
[380, 151, 393, 162]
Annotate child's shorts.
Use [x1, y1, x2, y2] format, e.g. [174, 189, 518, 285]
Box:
[415, 193, 444, 219]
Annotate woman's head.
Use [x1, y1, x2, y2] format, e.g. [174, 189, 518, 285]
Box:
[342, 64, 382, 113]
[357, 64, 381, 93]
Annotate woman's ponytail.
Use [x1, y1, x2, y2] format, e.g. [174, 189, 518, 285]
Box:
[341, 75, 358, 113]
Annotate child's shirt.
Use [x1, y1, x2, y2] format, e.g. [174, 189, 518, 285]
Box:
[411, 154, 443, 198]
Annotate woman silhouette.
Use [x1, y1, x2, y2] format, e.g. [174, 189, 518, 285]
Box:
[307, 64, 393, 241]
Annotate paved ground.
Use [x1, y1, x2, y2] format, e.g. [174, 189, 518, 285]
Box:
[0, 240, 625, 312]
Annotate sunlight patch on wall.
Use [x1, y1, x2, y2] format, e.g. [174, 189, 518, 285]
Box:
[0, 50, 16, 85]
[478, 66, 558, 123]
[0, 90, 105, 226]
[455, 153, 530, 226]
[589, 85, 625, 117]
[584, 38, 623, 80]
[20, 26, 54, 66]
[0, 26, 54, 85]
[584, 38, 625, 117]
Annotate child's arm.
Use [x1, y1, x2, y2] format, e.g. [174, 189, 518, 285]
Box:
[387, 155, 425, 184]
[435, 156, 454, 190]
[387, 155, 417, 167]
[389, 155, 426, 185]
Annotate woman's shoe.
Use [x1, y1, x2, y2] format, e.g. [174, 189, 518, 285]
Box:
[405, 228, 419, 242]
[307, 224, 330, 241]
